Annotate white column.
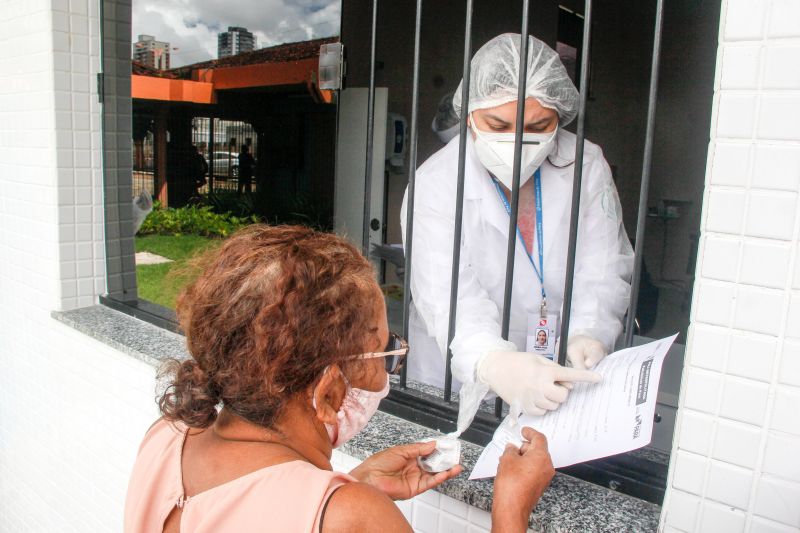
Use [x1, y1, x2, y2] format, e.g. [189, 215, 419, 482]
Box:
[662, 1, 800, 532]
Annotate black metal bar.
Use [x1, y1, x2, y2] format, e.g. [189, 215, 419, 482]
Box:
[98, 0, 109, 297]
[208, 116, 215, 191]
[400, 0, 424, 389]
[495, 0, 531, 419]
[557, 0, 593, 366]
[443, 0, 474, 403]
[625, 0, 664, 347]
[99, 295, 180, 334]
[499, 3, 531, 340]
[362, 0, 379, 255]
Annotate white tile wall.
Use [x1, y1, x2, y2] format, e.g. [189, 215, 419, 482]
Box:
[738, 242, 790, 289]
[705, 460, 754, 509]
[726, 333, 776, 382]
[777, 340, 800, 386]
[761, 432, 800, 480]
[0, 0, 151, 530]
[710, 142, 752, 187]
[763, 45, 800, 90]
[664, 489, 701, 531]
[743, 191, 796, 240]
[682, 369, 723, 414]
[662, 0, 800, 531]
[718, 376, 770, 426]
[676, 410, 715, 456]
[784, 294, 800, 337]
[752, 144, 800, 192]
[757, 96, 800, 141]
[672, 451, 709, 495]
[769, 386, 800, 435]
[711, 420, 761, 469]
[750, 517, 800, 533]
[692, 281, 736, 326]
[720, 45, 761, 90]
[731, 285, 784, 336]
[699, 501, 747, 533]
[723, 0, 767, 41]
[0, 321, 159, 532]
[336, 450, 503, 533]
[686, 325, 729, 372]
[767, 0, 800, 38]
[716, 94, 757, 139]
[753, 477, 800, 528]
[700, 236, 740, 282]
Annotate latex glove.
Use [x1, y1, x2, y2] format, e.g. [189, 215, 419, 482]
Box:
[477, 351, 602, 416]
[567, 335, 608, 370]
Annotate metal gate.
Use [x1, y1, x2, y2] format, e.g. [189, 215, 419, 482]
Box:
[358, 0, 669, 503]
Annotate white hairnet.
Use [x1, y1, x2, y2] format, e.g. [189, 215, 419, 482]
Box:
[452, 33, 579, 126]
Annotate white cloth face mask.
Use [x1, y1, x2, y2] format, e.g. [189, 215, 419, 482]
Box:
[313, 370, 390, 448]
[470, 113, 557, 188]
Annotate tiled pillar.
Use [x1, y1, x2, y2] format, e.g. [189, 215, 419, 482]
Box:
[101, 0, 137, 302]
[661, 1, 800, 532]
[0, 0, 108, 313]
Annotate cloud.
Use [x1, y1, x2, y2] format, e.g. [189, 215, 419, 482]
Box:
[132, 0, 341, 67]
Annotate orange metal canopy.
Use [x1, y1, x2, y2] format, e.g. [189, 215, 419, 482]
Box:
[132, 57, 333, 104]
[132, 75, 215, 104]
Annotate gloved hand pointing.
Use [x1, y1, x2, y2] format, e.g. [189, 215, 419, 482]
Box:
[477, 351, 602, 416]
[567, 335, 607, 370]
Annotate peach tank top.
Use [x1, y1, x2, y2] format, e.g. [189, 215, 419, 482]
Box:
[124, 419, 354, 533]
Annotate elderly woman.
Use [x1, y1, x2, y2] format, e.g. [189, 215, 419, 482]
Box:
[124, 225, 554, 532]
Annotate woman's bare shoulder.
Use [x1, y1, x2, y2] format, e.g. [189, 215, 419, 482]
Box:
[320, 481, 412, 533]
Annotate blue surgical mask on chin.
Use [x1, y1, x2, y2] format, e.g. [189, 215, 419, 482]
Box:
[470, 113, 557, 188]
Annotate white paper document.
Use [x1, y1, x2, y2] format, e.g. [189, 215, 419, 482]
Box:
[469, 334, 678, 480]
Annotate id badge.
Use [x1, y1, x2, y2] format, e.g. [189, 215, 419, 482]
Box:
[526, 312, 559, 360]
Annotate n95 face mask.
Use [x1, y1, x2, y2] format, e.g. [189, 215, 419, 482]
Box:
[470, 114, 556, 188]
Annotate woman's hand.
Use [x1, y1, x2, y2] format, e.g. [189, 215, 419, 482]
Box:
[349, 441, 463, 500]
[491, 427, 555, 532]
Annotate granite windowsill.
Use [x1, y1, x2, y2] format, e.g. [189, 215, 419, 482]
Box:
[53, 304, 662, 533]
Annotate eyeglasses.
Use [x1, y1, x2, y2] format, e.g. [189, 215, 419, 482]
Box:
[351, 332, 408, 375]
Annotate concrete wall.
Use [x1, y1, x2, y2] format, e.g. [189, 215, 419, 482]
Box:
[661, 1, 800, 531]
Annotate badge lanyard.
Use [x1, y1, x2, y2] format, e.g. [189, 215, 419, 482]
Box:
[493, 168, 547, 316]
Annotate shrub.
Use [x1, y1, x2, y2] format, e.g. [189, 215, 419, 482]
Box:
[204, 189, 332, 231]
[205, 190, 254, 219]
[139, 202, 258, 238]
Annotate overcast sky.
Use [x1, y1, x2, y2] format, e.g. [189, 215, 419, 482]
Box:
[132, 0, 341, 67]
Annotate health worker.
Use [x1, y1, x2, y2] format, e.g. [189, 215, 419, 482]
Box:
[400, 33, 634, 429]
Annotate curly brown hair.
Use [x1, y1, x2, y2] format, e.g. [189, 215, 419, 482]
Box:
[158, 224, 380, 429]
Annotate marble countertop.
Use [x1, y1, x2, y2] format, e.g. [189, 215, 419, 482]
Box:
[53, 305, 662, 532]
[343, 410, 661, 532]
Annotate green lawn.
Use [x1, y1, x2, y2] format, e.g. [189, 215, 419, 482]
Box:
[135, 235, 222, 309]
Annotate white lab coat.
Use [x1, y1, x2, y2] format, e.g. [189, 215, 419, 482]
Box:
[400, 130, 634, 391]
